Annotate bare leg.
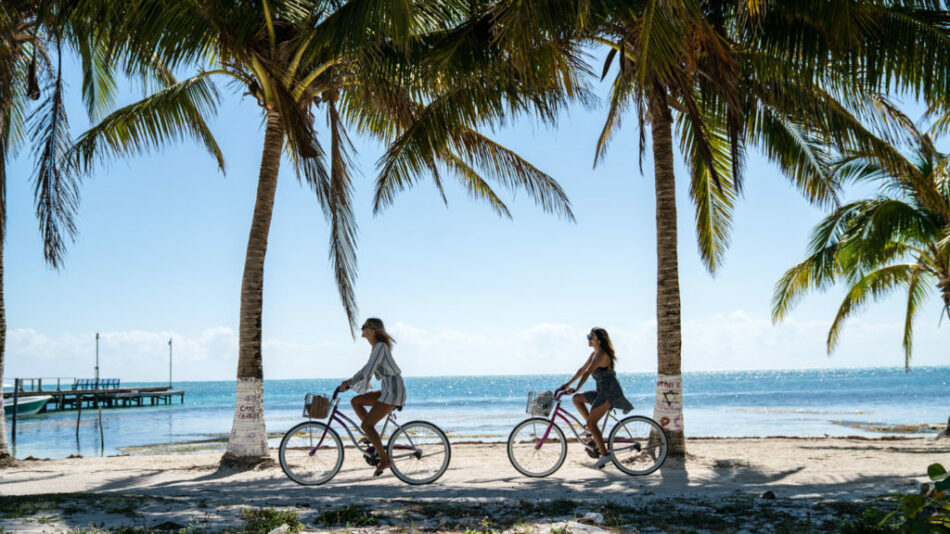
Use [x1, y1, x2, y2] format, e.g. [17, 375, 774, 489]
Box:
[572, 393, 591, 422]
[587, 402, 611, 456]
[350, 391, 381, 423]
[361, 400, 396, 468]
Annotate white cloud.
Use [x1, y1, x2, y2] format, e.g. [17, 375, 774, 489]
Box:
[3, 311, 944, 382]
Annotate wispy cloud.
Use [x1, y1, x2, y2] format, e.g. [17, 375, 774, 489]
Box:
[4, 311, 943, 382]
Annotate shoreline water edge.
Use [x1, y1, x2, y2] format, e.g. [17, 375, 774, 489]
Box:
[3, 366, 948, 460]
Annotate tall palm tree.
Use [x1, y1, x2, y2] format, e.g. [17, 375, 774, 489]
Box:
[77, 0, 579, 466]
[489, 0, 950, 458]
[0, 0, 221, 465]
[773, 138, 950, 370]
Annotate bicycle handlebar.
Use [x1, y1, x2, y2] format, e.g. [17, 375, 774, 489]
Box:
[331, 386, 342, 400]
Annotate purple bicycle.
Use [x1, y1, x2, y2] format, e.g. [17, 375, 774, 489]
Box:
[507, 390, 668, 477]
[278, 387, 451, 485]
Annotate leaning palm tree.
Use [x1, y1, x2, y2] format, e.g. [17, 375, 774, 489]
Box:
[0, 0, 221, 465]
[486, 0, 950, 458]
[773, 138, 950, 370]
[77, 0, 579, 467]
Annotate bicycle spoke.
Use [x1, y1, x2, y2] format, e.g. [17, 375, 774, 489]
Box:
[279, 422, 343, 485]
[507, 418, 566, 477]
[608, 416, 668, 476]
[388, 422, 450, 485]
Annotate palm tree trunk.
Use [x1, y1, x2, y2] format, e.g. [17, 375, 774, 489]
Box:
[222, 111, 283, 467]
[0, 216, 12, 467]
[649, 97, 686, 459]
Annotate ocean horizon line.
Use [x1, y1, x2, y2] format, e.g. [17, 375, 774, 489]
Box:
[90, 364, 950, 385]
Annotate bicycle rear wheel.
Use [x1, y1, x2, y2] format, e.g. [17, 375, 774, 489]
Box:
[608, 415, 668, 475]
[279, 421, 343, 485]
[387, 421, 451, 485]
[507, 417, 566, 478]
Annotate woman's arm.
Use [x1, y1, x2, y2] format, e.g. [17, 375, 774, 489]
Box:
[558, 352, 596, 392]
[342, 343, 385, 391]
[566, 352, 607, 394]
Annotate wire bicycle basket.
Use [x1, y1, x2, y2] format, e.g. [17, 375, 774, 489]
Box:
[303, 393, 330, 419]
[526, 391, 554, 417]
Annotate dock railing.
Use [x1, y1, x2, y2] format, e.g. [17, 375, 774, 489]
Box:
[9, 377, 77, 392]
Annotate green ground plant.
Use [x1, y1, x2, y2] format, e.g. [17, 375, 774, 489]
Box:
[880, 463, 950, 532]
[235, 508, 302, 534]
[314, 504, 377, 527]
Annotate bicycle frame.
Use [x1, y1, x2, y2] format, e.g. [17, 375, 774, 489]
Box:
[309, 390, 420, 461]
[537, 394, 623, 449]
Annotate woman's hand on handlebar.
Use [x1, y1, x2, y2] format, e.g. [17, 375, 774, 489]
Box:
[338, 380, 350, 393]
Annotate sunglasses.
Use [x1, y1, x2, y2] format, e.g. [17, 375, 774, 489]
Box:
[586, 333, 594, 341]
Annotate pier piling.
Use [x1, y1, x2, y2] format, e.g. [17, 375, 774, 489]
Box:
[11, 378, 19, 445]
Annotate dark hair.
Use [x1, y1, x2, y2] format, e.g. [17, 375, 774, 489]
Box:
[591, 328, 616, 369]
[363, 318, 395, 349]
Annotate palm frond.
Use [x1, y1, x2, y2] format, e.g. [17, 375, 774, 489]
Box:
[28, 40, 78, 269]
[78, 35, 117, 121]
[69, 72, 224, 172]
[827, 263, 916, 353]
[326, 95, 359, 337]
[680, 106, 736, 274]
[902, 267, 933, 370]
[440, 151, 512, 219]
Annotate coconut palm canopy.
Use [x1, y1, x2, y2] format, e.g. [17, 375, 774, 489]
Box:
[67, 0, 586, 463]
[482, 0, 950, 456]
[773, 138, 950, 370]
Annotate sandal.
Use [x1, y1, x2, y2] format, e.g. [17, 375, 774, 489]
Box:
[373, 459, 392, 478]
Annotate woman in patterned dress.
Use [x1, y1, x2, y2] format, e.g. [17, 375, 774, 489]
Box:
[557, 327, 633, 469]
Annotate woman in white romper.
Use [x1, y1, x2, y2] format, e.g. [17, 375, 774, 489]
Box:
[340, 318, 406, 477]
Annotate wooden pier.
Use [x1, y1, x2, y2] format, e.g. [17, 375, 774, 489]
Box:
[3, 377, 185, 413]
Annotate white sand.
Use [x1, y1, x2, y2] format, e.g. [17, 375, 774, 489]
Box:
[2, 437, 947, 505]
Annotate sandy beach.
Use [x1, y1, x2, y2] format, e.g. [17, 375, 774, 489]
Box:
[1, 437, 948, 532]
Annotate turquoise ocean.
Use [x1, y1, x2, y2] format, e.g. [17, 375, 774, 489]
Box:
[4, 367, 948, 459]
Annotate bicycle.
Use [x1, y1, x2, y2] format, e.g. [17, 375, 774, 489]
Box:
[507, 389, 668, 477]
[279, 387, 451, 485]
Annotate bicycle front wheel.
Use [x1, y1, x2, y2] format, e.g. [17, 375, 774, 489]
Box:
[608, 415, 668, 475]
[387, 421, 451, 485]
[507, 417, 566, 478]
[279, 421, 344, 485]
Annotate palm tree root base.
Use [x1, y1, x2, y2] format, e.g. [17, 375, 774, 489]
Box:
[0, 453, 17, 468]
[218, 452, 276, 470]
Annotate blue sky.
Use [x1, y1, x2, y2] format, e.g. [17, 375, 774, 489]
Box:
[4, 52, 946, 382]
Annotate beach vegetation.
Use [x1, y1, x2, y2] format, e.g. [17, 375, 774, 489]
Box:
[314, 504, 377, 527]
[85, 0, 578, 467]
[876, 463, 950, 532]
[773, 139, 950, 370]
[237, 507, 302, 534]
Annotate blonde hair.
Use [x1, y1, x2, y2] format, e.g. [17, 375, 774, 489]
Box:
[363, 317, 395, 349]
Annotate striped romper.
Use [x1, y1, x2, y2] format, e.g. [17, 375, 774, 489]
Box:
[349, 342, 406, 408]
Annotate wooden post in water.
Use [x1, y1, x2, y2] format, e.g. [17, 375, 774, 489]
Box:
[97, 395, 104, 451]
[11, 378, 20, 445]
[76, 394, 82, 437]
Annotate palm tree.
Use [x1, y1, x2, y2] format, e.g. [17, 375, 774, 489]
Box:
[773, 138, 950, 370]
[488, 0, 950, 458]
[0, 0, 221, 465]
[77, 0, 579, 467]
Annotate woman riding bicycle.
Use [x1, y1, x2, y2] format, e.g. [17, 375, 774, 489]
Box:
[556, 327, 632, 469]
[340, 318, 406, 477]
